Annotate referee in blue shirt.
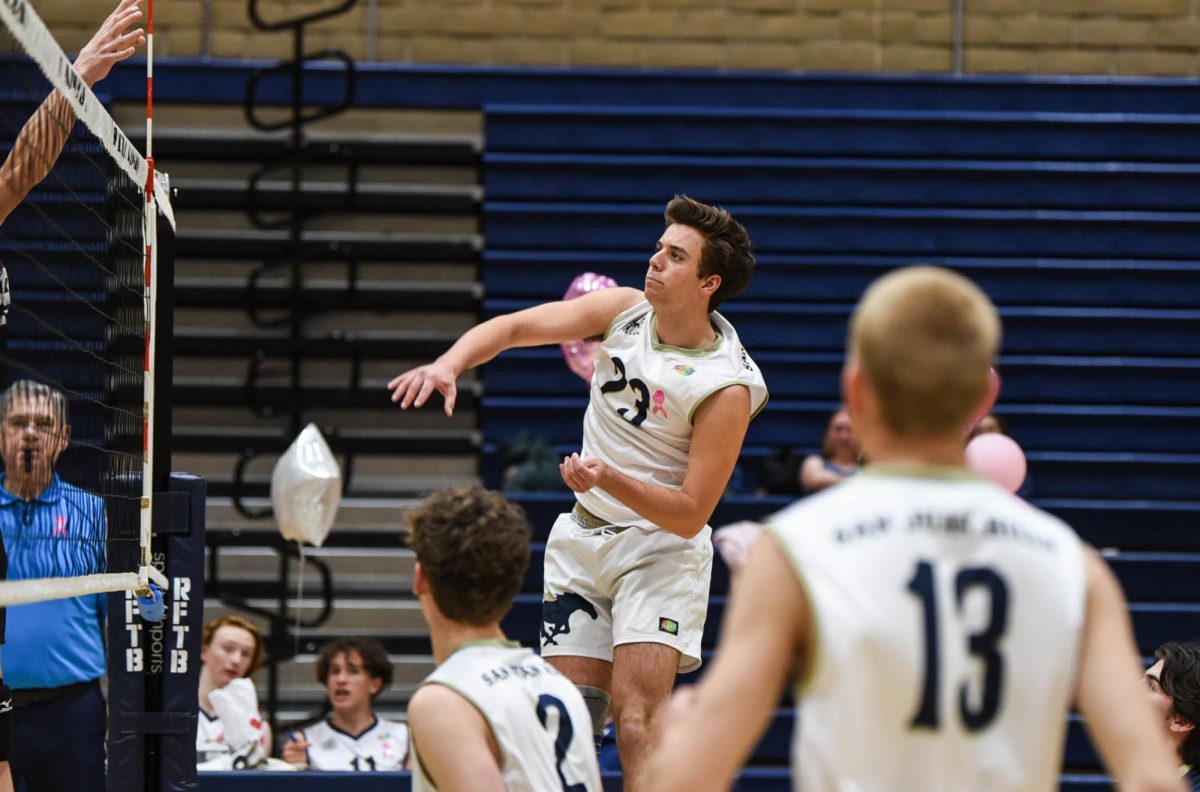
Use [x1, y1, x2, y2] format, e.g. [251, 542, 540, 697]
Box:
[0, 381, 107, 790]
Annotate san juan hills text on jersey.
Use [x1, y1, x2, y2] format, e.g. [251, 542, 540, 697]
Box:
[833, 511, 1057, 553]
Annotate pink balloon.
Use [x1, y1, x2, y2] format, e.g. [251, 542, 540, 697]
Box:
[966, 432, 1027, 494]
[560, 272, 618, 382]
[964, 367, 1002, 437]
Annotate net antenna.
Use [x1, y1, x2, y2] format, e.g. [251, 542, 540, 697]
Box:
[139, 0, 159, 597]
[0, 0, 174, 605]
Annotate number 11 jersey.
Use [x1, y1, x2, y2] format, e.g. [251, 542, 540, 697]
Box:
[768, 468, 1087, 792]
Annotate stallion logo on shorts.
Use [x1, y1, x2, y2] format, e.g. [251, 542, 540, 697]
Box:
[541, 592, 598, 646]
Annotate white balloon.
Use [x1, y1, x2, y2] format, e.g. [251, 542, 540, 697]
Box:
[270, 423, 342, 547]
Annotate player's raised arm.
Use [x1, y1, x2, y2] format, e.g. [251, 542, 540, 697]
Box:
[1074, 547, 1187, 792]
[388, 286, 642, 415]
[0, 0, 144, 225]
[646, 531, 806, 791]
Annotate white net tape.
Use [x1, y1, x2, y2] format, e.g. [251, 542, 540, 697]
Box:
[0, 567, 168, 605]
[1, 0, 174, 601]
[0, 0, 174, 229]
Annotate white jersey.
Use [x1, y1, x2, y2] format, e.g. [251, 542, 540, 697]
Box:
[769, 468, 1087, 792]
[301, 716, 408, 771]
[412, 640, 601, 792]
[196, 710, 226, 763]
[578, 300, 768, 529]
[195, 708, 270, 763]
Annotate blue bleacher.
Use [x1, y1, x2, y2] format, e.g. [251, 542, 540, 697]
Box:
[485, 152, 1200, 210]
[485, 104, 1200, 161]
[487, 298, 1200, 357]
[486, 201, 1200, 260]
[484, 251, 1200, 310]
[485, 349, 1200, 405]
[13, 61, 1197, 787]
[468, 67, 1200, 788]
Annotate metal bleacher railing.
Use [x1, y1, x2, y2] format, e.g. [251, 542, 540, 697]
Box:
[156, 16, 486, 742]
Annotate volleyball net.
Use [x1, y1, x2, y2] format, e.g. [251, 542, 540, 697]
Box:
[0, 0, 173, 605]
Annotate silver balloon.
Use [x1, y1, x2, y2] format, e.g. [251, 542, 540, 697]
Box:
[270, 423, 341, 547]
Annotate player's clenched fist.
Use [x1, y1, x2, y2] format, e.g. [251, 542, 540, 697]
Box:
[388, 359, 458, 416]
[559, 452, 607, 493]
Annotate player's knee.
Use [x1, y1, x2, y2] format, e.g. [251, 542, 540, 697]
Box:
[613, 703, 654, 749]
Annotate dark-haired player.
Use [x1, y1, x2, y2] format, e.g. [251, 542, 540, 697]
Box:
[390, 196, 767, 788]
[405, 486, 600, 791]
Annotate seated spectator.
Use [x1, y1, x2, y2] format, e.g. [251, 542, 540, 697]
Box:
[756, 445, 802, 496]
[1145, 641, 1200, 790]
[498, 431, 566, 492]
[197, 615, 271, 766]
[281, 637, 408, 771]
[968, 412, 1009, 439]
[800, 407, 860, 494]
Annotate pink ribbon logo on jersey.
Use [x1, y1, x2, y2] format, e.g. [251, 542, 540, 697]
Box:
[53, 514, 67, 537]
[651, 390, 667, 419]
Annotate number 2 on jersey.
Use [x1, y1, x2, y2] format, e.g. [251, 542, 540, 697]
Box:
[907, 560, 1009, 732]
[536, 694, 588, 792]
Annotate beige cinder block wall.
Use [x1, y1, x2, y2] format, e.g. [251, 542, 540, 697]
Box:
[37, 0, 1200, 77]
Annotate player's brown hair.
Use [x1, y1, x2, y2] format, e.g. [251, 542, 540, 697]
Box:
[1156, 641, 1200, 766]
[665, 195, 755, 312]
[202, 614, 267, 675]
[849, 266, 1000, 437]
[316, 637, 393, 698]
[404, 485, 531, 626]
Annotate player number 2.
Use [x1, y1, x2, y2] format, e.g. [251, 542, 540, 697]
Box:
[600, 356, 650, 427]
[907, 560, 1009, 732]
[536, 694, 588, 792]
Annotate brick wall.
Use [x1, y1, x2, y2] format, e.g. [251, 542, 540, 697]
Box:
[37, 0, 1200, 77]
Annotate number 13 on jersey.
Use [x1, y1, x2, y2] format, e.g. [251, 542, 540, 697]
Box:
[907, 559, 1010, 733]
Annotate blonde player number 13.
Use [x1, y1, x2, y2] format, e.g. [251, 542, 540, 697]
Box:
[907, 560, 1009, 732]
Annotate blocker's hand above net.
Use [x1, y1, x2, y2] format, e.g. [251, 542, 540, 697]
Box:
[73, 0, 145, 88]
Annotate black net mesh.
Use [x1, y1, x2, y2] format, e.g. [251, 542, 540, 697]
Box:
[0, 24, 146, 582]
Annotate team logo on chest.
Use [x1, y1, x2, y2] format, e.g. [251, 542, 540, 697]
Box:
[53, 514, 67, 537]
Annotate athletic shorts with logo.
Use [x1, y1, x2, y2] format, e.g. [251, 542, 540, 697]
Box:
[540, 510, 712, 673]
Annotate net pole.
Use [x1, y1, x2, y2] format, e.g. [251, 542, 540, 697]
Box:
[139, 0, 157, 593]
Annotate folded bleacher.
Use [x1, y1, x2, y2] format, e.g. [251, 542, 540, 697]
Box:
[85, 62, 1200, 789]
[476, 71, 1200, 789]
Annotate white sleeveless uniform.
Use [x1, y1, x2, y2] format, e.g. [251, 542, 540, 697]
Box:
[412, 640, 601, 792]
[769, 468, 1087, 792]
[301, 717, 408, 771]
[577, 300, 768, 528]
[542, 301, 768, 672]
[196, 710, 228, 764]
